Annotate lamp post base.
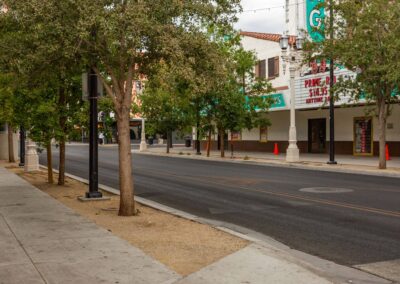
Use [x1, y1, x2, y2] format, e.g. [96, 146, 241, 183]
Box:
[24, 140, 39, 172]
[327, 160, 337, 165]
[78, 193, 110, 202]
[85, 191, 103, 199]
[286, 146, 300, 162]
[139, 141, 147, 152]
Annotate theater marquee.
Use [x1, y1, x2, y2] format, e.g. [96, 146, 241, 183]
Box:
[295, 68, 356, 109]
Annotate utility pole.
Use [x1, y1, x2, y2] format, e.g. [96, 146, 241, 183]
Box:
[86, 69, 103, 198]
[328, 0, 337, 165]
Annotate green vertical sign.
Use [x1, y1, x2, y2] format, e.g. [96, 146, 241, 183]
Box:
[306, 0, 325, 42]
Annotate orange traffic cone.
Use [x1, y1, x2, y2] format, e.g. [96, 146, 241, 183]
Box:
[274, 143, 279, 155]
[386, 144, 391, 161]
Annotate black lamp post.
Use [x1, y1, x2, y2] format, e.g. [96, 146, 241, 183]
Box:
[86, 69, 103, 198]
[19, 126, 25, 167]
[327, 0, 337, 165]
[196, 124, 201, 155]
[196, 104, 201, 155]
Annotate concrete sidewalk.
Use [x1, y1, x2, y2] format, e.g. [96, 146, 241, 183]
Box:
[0, 166, 180, 284]
[0, 166, 392, 284]
[135, 145, 400, 177]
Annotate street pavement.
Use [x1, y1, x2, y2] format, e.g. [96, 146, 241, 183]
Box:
[0, 165, 392, 284]
[39, 145, 400, 280]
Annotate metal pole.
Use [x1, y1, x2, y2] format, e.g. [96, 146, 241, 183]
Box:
[328, 0, 337, 164]
[286, 64, 300, 162]
[19, 126, 25, 167]
[86, 69, 102, 198]
[140, 118, 147, 151]
[196, 107, 201, 155]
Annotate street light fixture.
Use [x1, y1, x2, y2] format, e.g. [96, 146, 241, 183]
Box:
[280, 34, 302, 162]
[295, 36, 304, 51]
[279, 35, 289, 50]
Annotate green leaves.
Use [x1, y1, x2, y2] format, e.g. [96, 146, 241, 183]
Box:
[304, 0, 400, 104]
[141, 63, 194, 136]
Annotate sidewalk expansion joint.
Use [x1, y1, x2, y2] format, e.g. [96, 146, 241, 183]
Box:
[0, 213, 48, 284]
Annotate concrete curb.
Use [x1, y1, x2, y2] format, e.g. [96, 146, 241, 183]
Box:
[133, 150, 400, 179]
[39, 165, 392, 284]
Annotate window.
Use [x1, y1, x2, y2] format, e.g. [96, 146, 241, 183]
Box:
[268, 57, 280, 79]
[255, 60, 266, 79]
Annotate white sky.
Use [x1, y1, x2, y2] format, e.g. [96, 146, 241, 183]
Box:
[236, 0, 285, 34]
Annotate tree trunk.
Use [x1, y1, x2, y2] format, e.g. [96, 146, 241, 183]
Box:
[117, 115, 135, 216]
[166, 132, 170, 154]
[168, 131, 173, 149]
[58, 86, 67, 185]
[207, 128, 212, 157]
[378, 99, 387, 169]
[219, 128, 225, 158]
[7, 124, 15, 163]
[46, 142, 54, 184]
[93, 66, 135, 216]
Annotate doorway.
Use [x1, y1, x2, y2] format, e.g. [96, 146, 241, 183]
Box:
[308, 119, 326, 153]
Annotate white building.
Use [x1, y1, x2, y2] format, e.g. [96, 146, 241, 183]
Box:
[223, 0, 400, 156]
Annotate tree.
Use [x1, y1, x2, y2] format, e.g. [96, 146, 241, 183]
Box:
[28, 91, 59, 184]
[0, 74, 16, 163]
[1, 0, 240, 216]
[1, 0, 84, 183]
[75, 0, 240, 216]
[141, 65, 194, 154]
[198, 33, 274, 158]
[0, 72, 75, 184]
[0, 73, 24, 163]
[304, 0, 400, 169]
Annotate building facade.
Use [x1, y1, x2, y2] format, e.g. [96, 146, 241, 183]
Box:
[209, 0, 400, 156]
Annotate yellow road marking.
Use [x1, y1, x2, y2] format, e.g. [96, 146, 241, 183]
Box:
[136, 167, 400, 218]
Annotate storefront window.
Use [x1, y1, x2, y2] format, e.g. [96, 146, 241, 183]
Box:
[354, 117, 373, 156]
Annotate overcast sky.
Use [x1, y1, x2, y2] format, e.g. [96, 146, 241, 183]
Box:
[236, 0, 285, 34]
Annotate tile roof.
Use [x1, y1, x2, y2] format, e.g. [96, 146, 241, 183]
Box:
[240, 31, 297, 45]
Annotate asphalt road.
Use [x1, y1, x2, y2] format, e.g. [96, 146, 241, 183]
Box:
[39, 145, 400, 267]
